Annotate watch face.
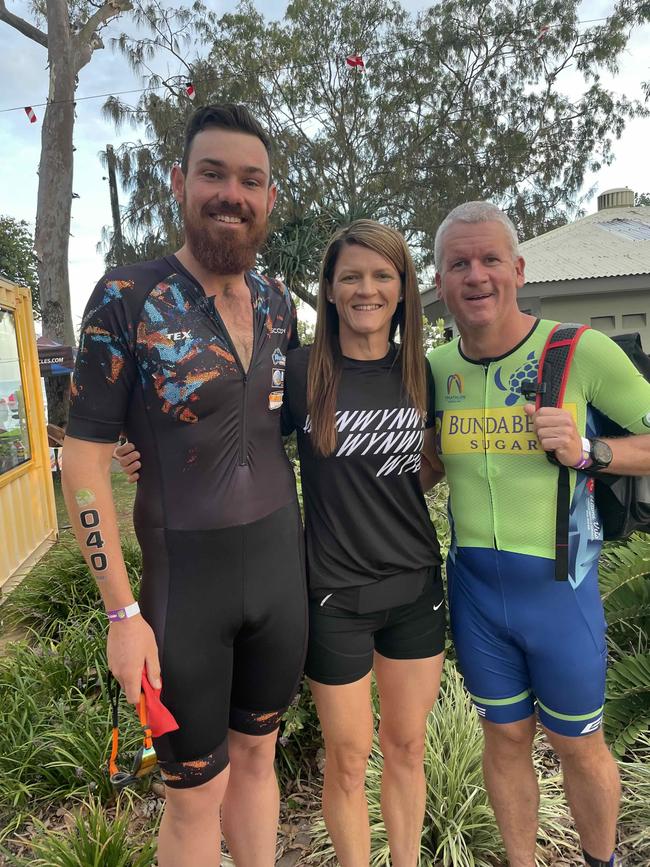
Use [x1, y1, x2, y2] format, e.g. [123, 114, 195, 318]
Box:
[592, 439, 613, 467]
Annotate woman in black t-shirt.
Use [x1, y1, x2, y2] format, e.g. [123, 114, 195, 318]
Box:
[282, 220, 445, 866]
[117, 220, 445, 865]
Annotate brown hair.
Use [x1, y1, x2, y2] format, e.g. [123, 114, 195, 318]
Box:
[181, 103, 272, 178]
[307, 220, 426, 456]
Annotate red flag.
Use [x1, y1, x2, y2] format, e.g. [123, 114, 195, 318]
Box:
[24, 106, 37, 124]
[185, 82, 196, 100]
[141, 670, 179, 738]
[346, 55, 365, 69]
[537, 24, 550, 40]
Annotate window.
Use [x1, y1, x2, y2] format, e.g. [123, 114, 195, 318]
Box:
[0, 308, 31, 475]
[622, 313, 647, 329]
[590, 315, 615, 330]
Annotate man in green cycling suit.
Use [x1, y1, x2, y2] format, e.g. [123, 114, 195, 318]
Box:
[427, 201, 650, 867]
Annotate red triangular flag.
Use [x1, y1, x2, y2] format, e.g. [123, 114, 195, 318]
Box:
[141, 670, 179, 738]
[345, 55, 365, 69]
[185, 82, 196, 100]
[24, 106, 37, 124]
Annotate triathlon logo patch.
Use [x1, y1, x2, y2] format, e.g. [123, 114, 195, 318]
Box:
[272, 368, 285, 387]
[272, 348, 286, 367]
[445, 373, 465, 402]
[269, 391, 283, 410]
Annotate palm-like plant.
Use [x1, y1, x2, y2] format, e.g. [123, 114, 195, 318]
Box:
[600, 535, 650, 757]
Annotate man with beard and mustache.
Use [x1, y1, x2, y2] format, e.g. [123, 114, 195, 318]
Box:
[62, 105, 307, 866]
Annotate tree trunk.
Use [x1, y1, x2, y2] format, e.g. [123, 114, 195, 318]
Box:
[35, 0, 76, 426]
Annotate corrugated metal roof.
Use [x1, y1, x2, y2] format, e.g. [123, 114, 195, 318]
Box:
[520, 204, 650, 284]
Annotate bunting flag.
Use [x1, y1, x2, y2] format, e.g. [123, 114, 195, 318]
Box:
[345, 55, 365, 70]
[185, 82, 196, 100]
[24, 106, 37, 123]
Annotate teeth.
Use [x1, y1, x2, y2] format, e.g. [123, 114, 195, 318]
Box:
[214, 215, 242, 223]
[354, 304, 382, 311]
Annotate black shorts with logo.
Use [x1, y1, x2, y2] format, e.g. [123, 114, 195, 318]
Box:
[305, 569, 446, 685]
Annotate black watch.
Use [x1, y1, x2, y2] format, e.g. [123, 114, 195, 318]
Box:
[588, 438, 613, 470]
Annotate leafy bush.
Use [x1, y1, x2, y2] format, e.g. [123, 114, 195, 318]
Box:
[0, 540, 143, 640]
[0, 615, 143, 838]
[277, 680, 322, 786]
[6, 796, 157, 866]
[600, 535, 650, 757]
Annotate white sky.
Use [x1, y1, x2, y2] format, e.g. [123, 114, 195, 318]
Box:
[0, 0, 648, 333]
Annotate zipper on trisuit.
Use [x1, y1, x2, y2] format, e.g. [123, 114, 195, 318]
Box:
[239, 373, 248, 466]
[198, 292, 255, 467]
[482, 363, 499, 550]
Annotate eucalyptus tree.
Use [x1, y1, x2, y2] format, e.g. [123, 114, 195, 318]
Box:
[0, 0, 132, 423]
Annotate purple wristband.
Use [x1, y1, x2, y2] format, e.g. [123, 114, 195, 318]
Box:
[572, 455, 591, 470]
[107, 602, 140, 622]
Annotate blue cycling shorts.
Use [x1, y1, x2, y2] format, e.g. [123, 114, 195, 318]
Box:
[447, 547, 607, 737]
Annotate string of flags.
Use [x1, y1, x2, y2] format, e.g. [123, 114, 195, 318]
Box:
[9, 16, 606, 124]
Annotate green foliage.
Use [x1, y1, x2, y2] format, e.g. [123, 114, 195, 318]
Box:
[277, 680, 322, 785]
[103, 0, 650, 303]
[9, 796, 157, 866]
[1, 540, 143, 640]
[599, 535, 650, 756]
[605, 653, 650, 758]
[0, 542, 146, 840]
[0, 216, 40, 316]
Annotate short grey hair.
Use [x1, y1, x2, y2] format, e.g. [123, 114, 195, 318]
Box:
[434, 201, 520, 271]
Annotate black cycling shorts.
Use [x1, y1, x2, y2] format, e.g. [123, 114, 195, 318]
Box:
[305, 569, 446, 686]
[137, 502, 307, 789]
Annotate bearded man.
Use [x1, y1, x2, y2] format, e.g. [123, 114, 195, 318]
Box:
[62, 105, 306, 867]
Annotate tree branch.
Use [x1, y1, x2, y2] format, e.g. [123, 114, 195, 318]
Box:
[76, 0, 133, 49]
[0, 0, 47, 48]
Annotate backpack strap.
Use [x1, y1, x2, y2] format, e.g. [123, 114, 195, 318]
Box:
[535, 323, 590, 580]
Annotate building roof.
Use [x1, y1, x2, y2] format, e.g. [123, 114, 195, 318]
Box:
[520, 204, 650, 284]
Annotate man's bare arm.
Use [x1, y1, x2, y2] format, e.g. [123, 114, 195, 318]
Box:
[62, 436, 160, 703]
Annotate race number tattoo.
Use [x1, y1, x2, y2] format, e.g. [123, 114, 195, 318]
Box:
[78, 504, 108, 575]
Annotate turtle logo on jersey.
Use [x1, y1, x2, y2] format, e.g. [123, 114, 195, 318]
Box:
[494, 351, 538, 406]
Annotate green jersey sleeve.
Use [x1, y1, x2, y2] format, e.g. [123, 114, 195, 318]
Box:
[573, 329, 650, 434]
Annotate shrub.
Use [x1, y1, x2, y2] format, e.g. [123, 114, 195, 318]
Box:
[0, 540, 143, 640]
[600, 535, 650, 757]
[5, 796, 157, 866]
[0, 616, 143, 838]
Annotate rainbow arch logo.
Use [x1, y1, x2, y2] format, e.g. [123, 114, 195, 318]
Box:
[447, 373, 464, 395]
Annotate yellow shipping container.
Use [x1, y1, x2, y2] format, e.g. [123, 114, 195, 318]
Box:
[0, 277, 57, 594]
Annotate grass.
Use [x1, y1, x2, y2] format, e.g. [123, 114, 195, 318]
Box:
[4, 796, 158, 866]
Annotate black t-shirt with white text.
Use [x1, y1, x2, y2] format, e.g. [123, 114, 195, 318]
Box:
[283, 345, 441, 611]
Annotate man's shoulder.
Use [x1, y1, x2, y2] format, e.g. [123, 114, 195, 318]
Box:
[427, 337, 459, 368]
[89, 257, 179, 309]
[286, 344, 311, 373]
[248, 270, 293, 305]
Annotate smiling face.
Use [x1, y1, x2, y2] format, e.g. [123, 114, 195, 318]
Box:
[171, 127, 277, 274]
[436, 220, 525, 336]
[329, 243, 402, 351]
